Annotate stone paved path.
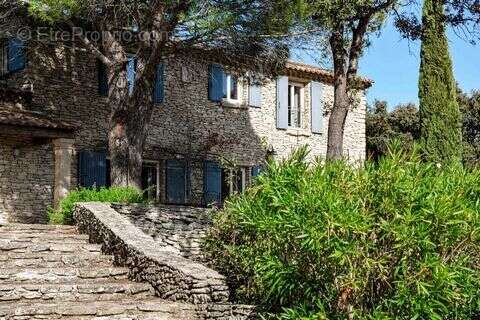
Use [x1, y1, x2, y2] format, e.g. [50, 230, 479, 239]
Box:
[0, 223, 198, 319]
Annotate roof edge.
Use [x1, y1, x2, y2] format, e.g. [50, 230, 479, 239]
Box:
[285, 61, 374, 89]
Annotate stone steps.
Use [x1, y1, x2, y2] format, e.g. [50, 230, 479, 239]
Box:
[0, 222, 249, 319]
[0, 252, 113, 268]
[0, 224, 78, 233]
[0, 299, 196, 319]
[0, 232, 90, 241]
[0, 280, 154, 303]
[0, 241, 101, 254]
[0, 223, 205, 319]
[0, 267, 129, 284]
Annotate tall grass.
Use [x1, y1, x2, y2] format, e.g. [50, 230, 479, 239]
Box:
[48, 187, 144, 225]
[206, 143, 480, 319]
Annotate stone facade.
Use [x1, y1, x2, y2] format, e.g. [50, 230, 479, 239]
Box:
[0, 43, 369, 222]
[0, 143, 54, 224]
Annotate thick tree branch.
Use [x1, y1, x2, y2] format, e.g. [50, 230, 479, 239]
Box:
[66, 21, 112, 66]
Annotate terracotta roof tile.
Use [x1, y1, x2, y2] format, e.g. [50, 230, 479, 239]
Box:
[285, 61, 374, 88]
[0, 108, 77, 131]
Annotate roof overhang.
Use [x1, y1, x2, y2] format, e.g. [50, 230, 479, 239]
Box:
[0, 109, 77, 142]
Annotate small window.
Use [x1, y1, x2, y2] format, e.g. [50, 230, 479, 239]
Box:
[223, 73, 239, 102]
[288, 83, 304, 128]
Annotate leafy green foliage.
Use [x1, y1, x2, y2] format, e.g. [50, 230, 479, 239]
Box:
[367, 89, 480, 167]
[48, 187, 144, 225]
[460, 90, 480, 168]
[206, 145, 480, 319]
[366, 100, 419, 160]
[28, 0, 84, 23]
[419, 0, 463, 164]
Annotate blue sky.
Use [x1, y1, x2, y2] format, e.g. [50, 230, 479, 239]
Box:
[294, 19, 479, 109]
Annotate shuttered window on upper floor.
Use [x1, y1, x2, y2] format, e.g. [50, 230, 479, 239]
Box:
[97, 60, 109, 96]
[311, 81, 324, 134]
[208, 64, 226, 102]
[249, 76, 262, 108]
[98, 58, 165, 104]
[0, 38, 26, 77]
[126, 56, 137, 96]
[153, 63, 165, 104]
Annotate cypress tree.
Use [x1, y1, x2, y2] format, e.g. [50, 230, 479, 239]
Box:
[419, 0, 462, 164]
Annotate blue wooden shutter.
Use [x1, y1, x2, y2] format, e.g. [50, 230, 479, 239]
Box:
[166, 160, 187, 204]
[7, 37, 26, 73]
[78, 151, 107, 188]
[311, 81, 324, 134]
[153, 63, 165, 104]
[276, 76, 289, 129]
[98, 60, 108, 96]
[249, 77, 262, 108]
[208, 64, 225, 102]
[251, 166, 261, 178]
[203, 161, 222, 206]
[127, 56, 137, 95]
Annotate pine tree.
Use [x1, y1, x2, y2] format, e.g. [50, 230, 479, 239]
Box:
[419, 0, 462, 164]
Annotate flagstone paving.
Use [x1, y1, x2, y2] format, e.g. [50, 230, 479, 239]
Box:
[0, 223, 198, 319]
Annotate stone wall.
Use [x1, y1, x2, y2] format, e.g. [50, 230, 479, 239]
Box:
[74, 202, 229, 304]
[73, 202, 256, 319]
[0, 143, 54, 223]
[2, 43, 368, 216]
[113, 204, 212, 262]
[9, 43, 367, 164]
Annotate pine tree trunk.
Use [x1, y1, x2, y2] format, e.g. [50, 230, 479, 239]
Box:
[105, 66, 152, 190]
[108, 112, 145, 190]
[101, 30, 158, 190]
[108, 77, 155, 190]
[326, 30, 350, 161]
[327, 75, 349, 160]
[107, 83, 146, 190]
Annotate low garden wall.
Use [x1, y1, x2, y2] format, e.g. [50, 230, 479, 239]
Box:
[73, 202, 255, 319]
[112, 203, 211, 262]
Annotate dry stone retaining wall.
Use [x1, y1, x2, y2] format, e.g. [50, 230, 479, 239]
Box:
[73, 202, 256, 319]
[113, 203, 212, 262]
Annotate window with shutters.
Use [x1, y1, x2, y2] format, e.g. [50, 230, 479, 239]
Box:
[97, 60, 109, 96]
[0, 38, 26, 77]
[0, 40, 7, 77]
[166, 160, 190, 205]
[288, 82, 304, 128]
[203, 161, 222, 206]
[248, 76, 262, 108]
[223, 73, 239, 102]
[126, 55, 137, 96]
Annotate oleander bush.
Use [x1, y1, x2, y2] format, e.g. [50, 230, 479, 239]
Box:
[48, 187, 144, 225]
[206, 144, 480, 319]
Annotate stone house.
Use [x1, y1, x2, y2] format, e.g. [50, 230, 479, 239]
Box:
[0, 38, 372, 224]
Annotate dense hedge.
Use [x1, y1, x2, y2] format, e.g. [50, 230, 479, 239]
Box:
[48, 187, 144, 225]
[206, 145, 480, 319]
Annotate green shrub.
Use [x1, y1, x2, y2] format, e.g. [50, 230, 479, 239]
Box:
[206, 144, 480, 319]
[48, 187, 144, 225]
